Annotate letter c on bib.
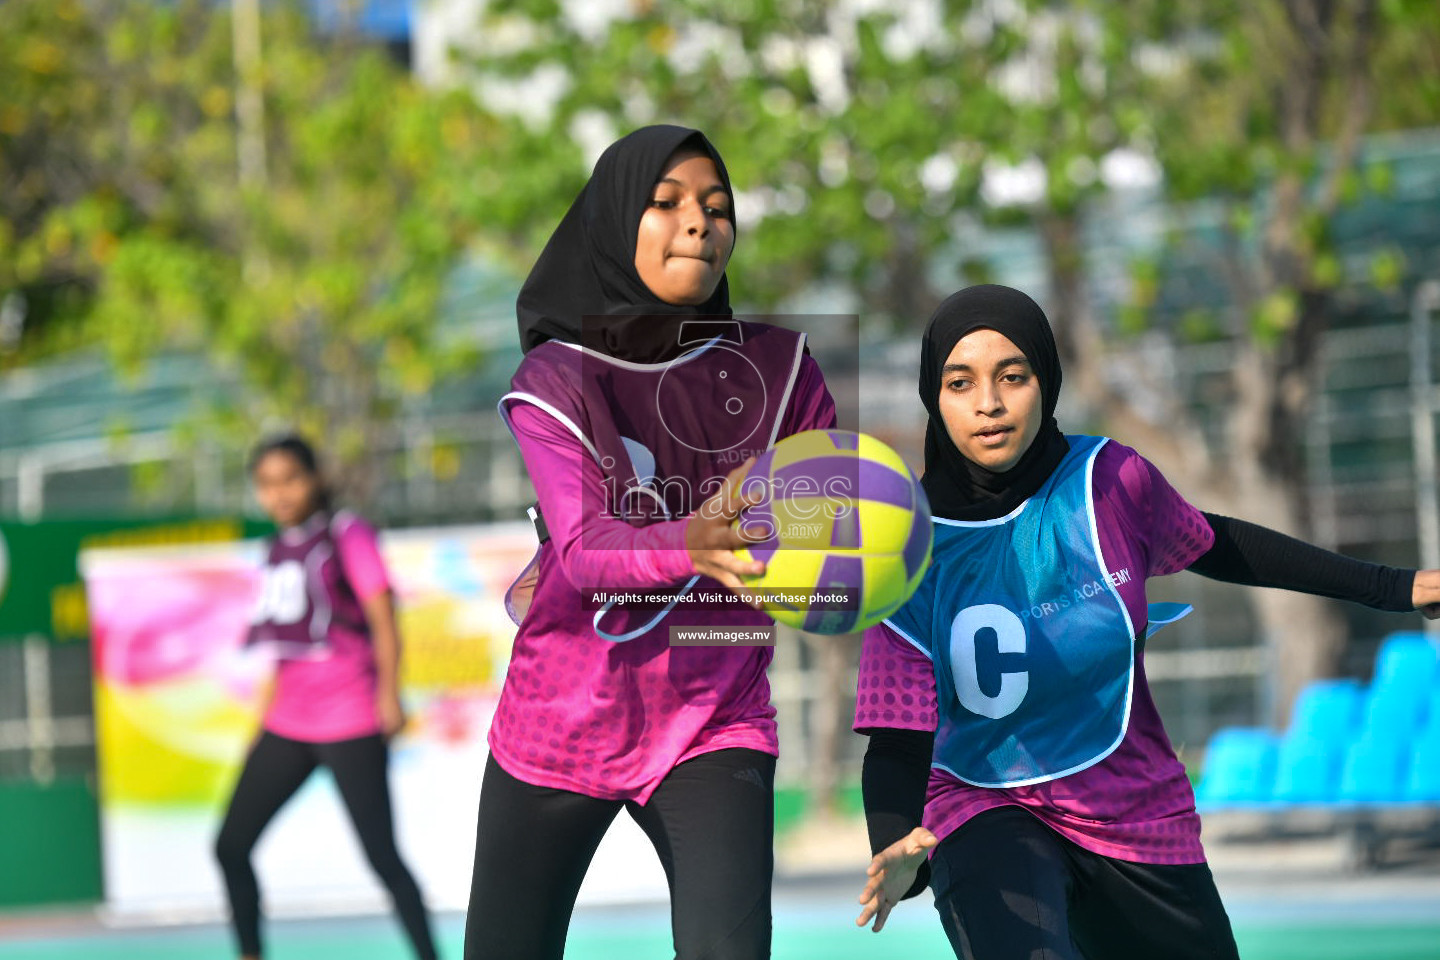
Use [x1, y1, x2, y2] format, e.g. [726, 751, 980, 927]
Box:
[950, 603, 1028, 719]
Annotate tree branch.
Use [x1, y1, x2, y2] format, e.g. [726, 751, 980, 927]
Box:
[1316, 0, 1377, 216]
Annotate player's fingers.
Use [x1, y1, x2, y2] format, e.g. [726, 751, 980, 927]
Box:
[697, 462, 753, 522]
[691, 514, 761, 553]
[693, 462, 769, 534]
[739, 517, 769, 538]
[709, 551, 764, 581]
[872, 899, 894, 933]
[736, 476, 769, 512]
[708, 568, 763, 606]
[855, 896, 879, 928]
[724, 522, 771, 549]
[704, 496, 735, 524]
[736, 515, 775, 543]
[724, 455, 758, 488]
[858, 872, 884, 903]
[718, 541, 766, 574]
[731, 455, 770, 501]
[723, 467, 765, 518]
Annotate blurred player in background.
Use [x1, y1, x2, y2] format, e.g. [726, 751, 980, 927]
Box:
[463, 125, 837, 959]
[853, 285, 1440, 959]
[215, 434, 439, 960]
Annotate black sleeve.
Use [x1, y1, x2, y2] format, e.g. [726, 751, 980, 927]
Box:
[861, 727, 935, 900]
[1187, 513, 1415, 612]
[527, 501, 550, 543]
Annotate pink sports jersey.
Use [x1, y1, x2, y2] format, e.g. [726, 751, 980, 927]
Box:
[490, 351, 837, 803]
[263, 512, 392, 743]
[854, 441, 1217, 865]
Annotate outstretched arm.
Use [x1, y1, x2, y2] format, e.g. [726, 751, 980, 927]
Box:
[1188, 513, 1440, 616]
[856, 727, 936, 932]
[853, 623, 941, 930]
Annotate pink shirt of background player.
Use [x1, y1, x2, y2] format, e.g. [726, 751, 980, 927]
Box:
[263, 513, 392, 743]
[488, 354, 836, 803]
[854, 441, 1217, 865]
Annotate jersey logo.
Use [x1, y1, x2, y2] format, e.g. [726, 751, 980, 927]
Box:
[251, 560, 308, 626]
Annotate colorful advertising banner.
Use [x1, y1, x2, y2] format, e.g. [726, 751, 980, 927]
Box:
[83, 522, 669, 917]
[0, 517, 264, 642]
[0, 516, 268, 909]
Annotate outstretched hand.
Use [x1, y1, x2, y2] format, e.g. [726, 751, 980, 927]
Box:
[685, 457, 770, 602]
[1414, 569, 1440, 619]
[855, 826, 938, 933]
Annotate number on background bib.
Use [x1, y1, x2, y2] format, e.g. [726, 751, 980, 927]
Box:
[949, 603, 1028, 719]
[252, 560, 308, 626]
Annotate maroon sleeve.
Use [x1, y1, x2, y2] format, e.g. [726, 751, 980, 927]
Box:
[1097, 443, 1215, 578]
[854, 623, 939, 733]
[778, 353, 839, 437]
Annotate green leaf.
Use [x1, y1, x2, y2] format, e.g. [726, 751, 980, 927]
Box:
[1252, 290, 1299, 346]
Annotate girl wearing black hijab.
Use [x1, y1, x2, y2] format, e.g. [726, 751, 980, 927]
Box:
[851, 285, 1440, 958]
[463, 126, 837, 959]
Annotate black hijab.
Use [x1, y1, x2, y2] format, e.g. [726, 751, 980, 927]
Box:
[919, 284, 1071, 521]
[516, 124, 736, 363]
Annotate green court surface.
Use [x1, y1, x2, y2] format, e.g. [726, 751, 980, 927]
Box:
[3, 880, 1440, 960]
[4, 919, 1439, 960]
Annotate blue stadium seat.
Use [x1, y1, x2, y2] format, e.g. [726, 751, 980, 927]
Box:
[1196, 728, 1278, 809]
[1420, 688, 1440, 740]
[1372, 632, 1439, 695]
[1288, 679, 1363, 745]
[1403, 732, 1440, 803]
[1205, 726, 1275, 751]
[1360, 682, 1429, 740]
[1337, 734, 1409, 804]
[1272, 736, 1343, 804]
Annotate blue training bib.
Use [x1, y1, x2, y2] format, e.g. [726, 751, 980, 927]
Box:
[886, 435, 1161, 788]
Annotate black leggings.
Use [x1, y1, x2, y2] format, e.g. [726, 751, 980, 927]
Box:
[464, 748, 776, 960]
[214, 731, 438, 959]
[930, 806, 1240, 960]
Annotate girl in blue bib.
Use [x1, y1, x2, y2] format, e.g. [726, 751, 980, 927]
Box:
[853, 285, 1440, 960]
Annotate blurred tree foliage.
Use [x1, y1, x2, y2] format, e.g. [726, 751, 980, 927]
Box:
[0, 0, 498, 493]
[466, 1, 1434, 321]
[461, 0, 1439, 724]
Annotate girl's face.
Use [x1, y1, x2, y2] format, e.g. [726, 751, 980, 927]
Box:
[633, 147, 734, 305]
[252, 451, 321, 527]
[938, 328, 1044, 473]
